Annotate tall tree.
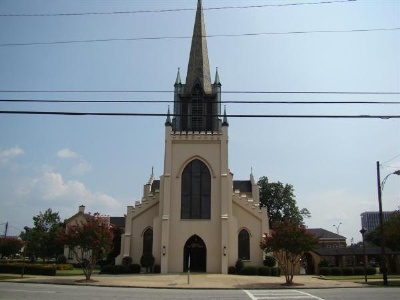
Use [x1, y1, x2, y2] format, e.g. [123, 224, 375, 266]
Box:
[365, 211, 400, 251]
[258, 176, 310, 227]
[260, 220, 317, 284]
[0, 238, 24, 258]
[29, 208, 63, 262]
[59, 213, 113, 281]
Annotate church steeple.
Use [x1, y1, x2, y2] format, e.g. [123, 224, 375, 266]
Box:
[185, 0, 212, 94]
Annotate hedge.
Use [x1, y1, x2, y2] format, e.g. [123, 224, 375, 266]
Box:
[228, 266, 236, 274]
[0, 264, 56, 276]
[319, 267, 331, 276]
[271, 267, 281, 277]
[258, 266, 271, 276]
[331, 267, 342, 276]
[238, 266, 258, 276]
[56, 264, 74, 271]
[319, 267, 376, 276]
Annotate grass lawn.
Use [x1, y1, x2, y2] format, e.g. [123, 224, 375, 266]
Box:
[56, 268, 100, 276]
[324, 274, 400, 281]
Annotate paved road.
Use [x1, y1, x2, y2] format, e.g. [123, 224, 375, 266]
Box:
[1, 282, 399, 300]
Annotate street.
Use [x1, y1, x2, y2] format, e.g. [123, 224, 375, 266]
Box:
[0, 282, 399, 300]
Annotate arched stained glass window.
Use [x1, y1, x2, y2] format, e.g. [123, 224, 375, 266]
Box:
[238, 229, 250, 260]
[181, 159, 211, 219]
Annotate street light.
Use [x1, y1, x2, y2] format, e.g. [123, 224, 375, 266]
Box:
[359, 228, 367, 283]
[333, 222, 342, 235]
[376, 161, 400, 286]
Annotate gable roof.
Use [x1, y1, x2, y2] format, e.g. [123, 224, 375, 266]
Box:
[307, 228, 346, 240]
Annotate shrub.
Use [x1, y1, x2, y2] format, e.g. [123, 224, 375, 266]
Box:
[319, 267, 331, 276]
[235, 259, 244, 273]
[100, 265, 114, 274]
[263, 256, 276, 267]
[342, 267, 354, 276]
[258, 266, 271, 276]
[238, 266, 258, 276]
[57, 255, 67, 264]
[271, 267, 281, 277]
[354, 267, 365, 275]
[130, 263, 141, 274]
[228, 266, 236, 274]
[140, 253, 155, 273]
[56, 264, 74, 271]
[318, 259, 329, 268]
[153, 264, 161, 273]
[331, 267, 342, 276]
[366, 267, 377, 275]
[0, 264, 56, 276]
[122, 256, 133, 267]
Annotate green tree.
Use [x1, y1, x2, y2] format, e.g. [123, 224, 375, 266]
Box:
[29, 208, 63, 262]
[258, 176, 310, 227]
[365, 211, 400, 251]
[0, 238, 24, 258]
[260, 220, 317, 284]
[59, 213, 113, 281]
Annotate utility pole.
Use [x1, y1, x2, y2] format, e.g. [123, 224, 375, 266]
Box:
[376, 161, 388, 286]
[4, 222, 8, 238]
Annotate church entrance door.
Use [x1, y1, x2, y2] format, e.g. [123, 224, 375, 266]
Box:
[184, 235, 206, 272]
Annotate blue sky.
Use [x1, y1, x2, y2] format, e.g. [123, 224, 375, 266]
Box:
[0, 0, 399, 244]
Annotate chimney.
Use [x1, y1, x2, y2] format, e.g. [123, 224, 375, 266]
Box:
[79, 205, 85, 213]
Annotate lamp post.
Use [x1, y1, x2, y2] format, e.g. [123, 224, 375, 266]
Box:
[333, 222, 342, 235]
[376, 161, 400, 286]
[359, 228, 367, 283]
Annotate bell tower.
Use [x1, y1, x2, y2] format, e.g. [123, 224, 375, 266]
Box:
[171, 0, 222, 132]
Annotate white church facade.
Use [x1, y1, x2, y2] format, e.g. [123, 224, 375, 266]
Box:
[116, 0, 269, 274]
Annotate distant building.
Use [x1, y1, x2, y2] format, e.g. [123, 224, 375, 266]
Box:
[307, 228, 346, 248]
[360, 211, 394, 232]
[63, 205, 125, 264]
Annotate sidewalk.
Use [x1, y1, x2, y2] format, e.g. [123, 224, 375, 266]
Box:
[6, 274, 367, 289]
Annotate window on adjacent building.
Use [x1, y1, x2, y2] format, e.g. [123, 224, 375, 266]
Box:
[68, 247, 74, 260]
[143, 228, 153, 255]
[238, 229, 250, 260]
[181, 159, 211, 219]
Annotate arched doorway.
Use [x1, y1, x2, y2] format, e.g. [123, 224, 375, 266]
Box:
[184, 235, 206, 272]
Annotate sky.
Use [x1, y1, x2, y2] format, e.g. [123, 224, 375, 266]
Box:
[0, 0, 399, 245]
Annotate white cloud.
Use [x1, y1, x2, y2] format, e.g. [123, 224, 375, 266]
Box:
[72, 160, 92, 175]
[57, 148, 78, 159]
[0, 146, 24, 163]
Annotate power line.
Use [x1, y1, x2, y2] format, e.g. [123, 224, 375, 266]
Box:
[0, 99, 399, 105]
[0, 0, 357, 17]
[0, 110, 398, 119]
[0, 90, 398, 95]
[1, 27, 398, 47]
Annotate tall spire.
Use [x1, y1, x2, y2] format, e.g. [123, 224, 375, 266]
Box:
[185, 0, 212, 94]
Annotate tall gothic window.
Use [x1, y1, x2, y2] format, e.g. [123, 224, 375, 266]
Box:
[181, 159, 211, 219]
[238, 229, 250, 260]
[143, 228, 153, 255]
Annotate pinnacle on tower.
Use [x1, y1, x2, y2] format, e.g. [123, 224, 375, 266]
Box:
[185, 0, 212, 94]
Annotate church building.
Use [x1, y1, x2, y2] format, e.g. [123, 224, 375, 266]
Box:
[116, 0, 269, 274]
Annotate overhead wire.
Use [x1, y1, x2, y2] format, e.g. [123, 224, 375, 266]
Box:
[0, 111, 398, 119]
[0, 0, 358, 17]
[0, 99, 399, 105]
[0, 90, 398, 95]
[1, 27, 398, 47]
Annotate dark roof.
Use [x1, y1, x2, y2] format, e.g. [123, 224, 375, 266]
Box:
[110, 217, 125, 228]
[233, 180, 252, 193]
[313, 246, 399, 256]
[151, 180, 160, 193]
[307, 228, 346, 240]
